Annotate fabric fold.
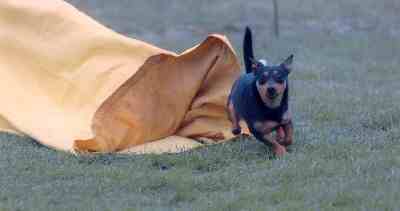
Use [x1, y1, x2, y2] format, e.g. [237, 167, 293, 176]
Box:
[0, 0, 241, 154]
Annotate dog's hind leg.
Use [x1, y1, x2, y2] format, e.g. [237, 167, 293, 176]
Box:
[227, 100, 241, 135]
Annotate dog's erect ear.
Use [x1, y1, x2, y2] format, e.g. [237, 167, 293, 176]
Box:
[250, 58, 263, 73]
[281, 54, 294, 73]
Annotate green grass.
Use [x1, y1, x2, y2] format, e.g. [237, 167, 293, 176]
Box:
[1, 0, 400, 210]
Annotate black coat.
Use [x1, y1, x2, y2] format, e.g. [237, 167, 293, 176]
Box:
[229, 73, 288, 146]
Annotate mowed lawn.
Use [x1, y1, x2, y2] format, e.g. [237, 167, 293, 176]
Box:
[1, 0, 400, 210]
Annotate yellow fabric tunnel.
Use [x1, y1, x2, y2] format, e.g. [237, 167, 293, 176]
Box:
[0, 0, 242, 154]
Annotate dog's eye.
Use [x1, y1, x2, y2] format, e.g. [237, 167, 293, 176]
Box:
[276, 79, 285, 84]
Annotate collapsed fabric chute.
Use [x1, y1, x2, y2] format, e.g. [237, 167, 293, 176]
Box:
[0, 0, 241, 154]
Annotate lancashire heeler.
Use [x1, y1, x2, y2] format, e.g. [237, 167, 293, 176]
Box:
[227, 27, 294, 156]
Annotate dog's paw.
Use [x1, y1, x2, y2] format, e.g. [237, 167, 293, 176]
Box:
[273, 144, 287, 157]
[232, 128, 242, 135]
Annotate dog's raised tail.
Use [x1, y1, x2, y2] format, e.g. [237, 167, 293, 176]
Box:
[243, 26, 255, 73]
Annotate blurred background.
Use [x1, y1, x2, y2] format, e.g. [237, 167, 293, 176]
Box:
[66, 0, 400, 60]
[64, 0, 400, 125]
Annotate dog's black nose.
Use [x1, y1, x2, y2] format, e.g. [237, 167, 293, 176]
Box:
[267, 87, 276, 96]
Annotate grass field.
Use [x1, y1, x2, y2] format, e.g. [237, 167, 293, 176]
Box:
[1, 0, 400, 210]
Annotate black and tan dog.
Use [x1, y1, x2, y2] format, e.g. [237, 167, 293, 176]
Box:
[227, 27, 294, 156]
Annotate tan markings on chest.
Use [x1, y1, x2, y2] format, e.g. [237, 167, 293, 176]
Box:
[253, 121, 280, 134]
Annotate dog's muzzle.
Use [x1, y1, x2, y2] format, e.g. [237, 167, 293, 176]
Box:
[267, 87, 277, 98]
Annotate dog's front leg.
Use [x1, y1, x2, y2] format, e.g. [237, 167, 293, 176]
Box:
[262, 133, 287, 156]
[276, 126, 285, 143]
[254, 121, 287, 156]
[227, 100, 241, 135]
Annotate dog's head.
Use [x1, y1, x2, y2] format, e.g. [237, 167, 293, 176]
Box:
[251, 55, 294, 104]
